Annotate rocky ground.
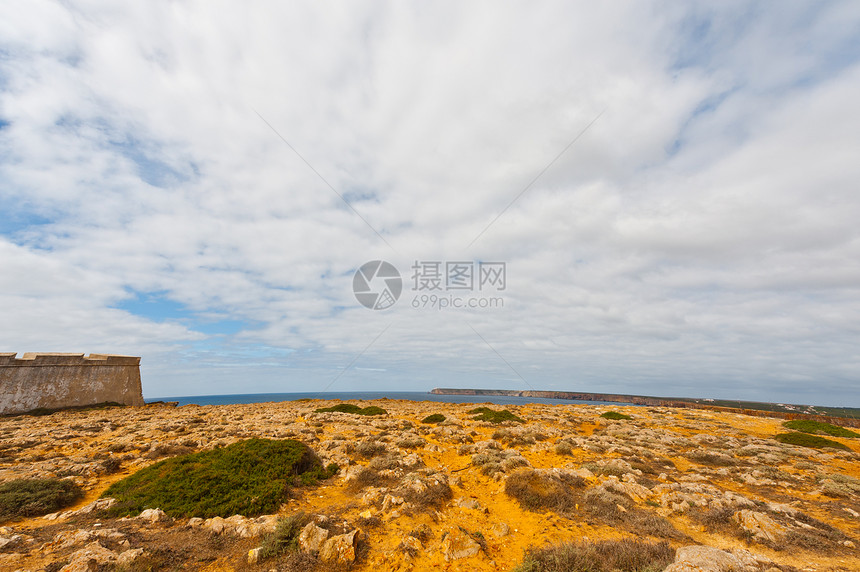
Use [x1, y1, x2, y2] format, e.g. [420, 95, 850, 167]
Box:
[0, 399, 859, 571]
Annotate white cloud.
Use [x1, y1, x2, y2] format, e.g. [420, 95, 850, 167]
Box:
[1, 1, 859, 406]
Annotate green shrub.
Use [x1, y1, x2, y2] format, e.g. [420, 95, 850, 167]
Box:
[774, 432, 850, 451]
[314, 403, 387, 416]
[0, 478, 83, 522]
[468, 408, 524, 424]
[782, 420, 860, 438]
[600, 411, 632, 420]
[512, 539, 674, 572]
[103, 439, 337, 518]
[421, 413, 446, 424]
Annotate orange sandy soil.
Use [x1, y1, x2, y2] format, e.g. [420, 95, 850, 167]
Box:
[1, 399, 859, 571]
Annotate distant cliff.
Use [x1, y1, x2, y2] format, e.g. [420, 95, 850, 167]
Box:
[0, 353, 144, 415]
[429, 388, 665, 405]
[430, 388, 860, 426]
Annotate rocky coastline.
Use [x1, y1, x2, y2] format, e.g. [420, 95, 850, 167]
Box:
[1, 398, 858, 571]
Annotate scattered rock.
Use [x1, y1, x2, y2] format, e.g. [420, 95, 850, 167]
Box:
[298, 522, 329, 553]
[319, 529, 359, 564]
[664, 545, 744, 571]
[116, 548, 145, 566]
[138, 508, 168, 523]
[60, 541, 117, 572]
[441, 527, 481, 561]
[46, 497, 117, 521]
[733, 510, 786, 543]
[456, 497, 481, 510]
[247, 546, 263, 564]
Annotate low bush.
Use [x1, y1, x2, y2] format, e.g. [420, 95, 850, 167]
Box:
[583, 488, 684, 539]
[104, 438, 338, 518]
[259, 512, 310, 560]
[774, 432, 850, 450]
[782, 420, 860, 438]
[600, 411, 632, 420]
[468, 408, 525, 424]
[512, 538, 674, 572]
[472, 449, 529, 476]
[505, 469, 584, 514]
[0, 478, 83, 522]
[555, 441, 574, 455]
[686, 450, 737, 466]
[421, 413, 446, 424]
[395, 434, 426, 449]
[356, 440, 387, 458]
[819, 473, 860, 497]
[400, 475, 452, 509]
[314, 403, 387, 416]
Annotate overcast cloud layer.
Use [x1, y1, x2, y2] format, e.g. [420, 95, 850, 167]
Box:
[2, 1, 859, 406]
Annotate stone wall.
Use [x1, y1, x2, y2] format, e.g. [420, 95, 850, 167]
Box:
[0, 353, 144, 415]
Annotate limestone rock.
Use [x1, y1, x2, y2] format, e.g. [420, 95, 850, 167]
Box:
[117, 548, 145, 566]
[46, 497, 117, 521]
[733, 510, 786, 543]
[663, 545, 744, 572]
[441, 527, 481, 561]
[60, 541, 117, 572]
[319, 529, 358, 564]
[49, 529, 93, 549]
[138, 508, 168, 523]
[247, 547, 263, 564]
[456, 497, 481, 510]
[382, 494, 405, 511]
[203, 516, 227, 535]
[299, 522, 329, 553]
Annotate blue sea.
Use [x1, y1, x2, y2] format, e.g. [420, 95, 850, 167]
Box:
[145, 391, 636, 408]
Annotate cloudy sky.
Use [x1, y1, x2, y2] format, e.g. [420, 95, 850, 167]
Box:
[2, 1, 859, 406]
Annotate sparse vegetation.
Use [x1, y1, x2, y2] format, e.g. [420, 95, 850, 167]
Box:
[774, 432, 850, 450]
[472, 448, 529, 476]
[782, 420, 860, 438]
[512, 539, 674, 572]
[505, 469, 584, 514]
[686, 450, 737, 466]
[104, 439, 338, 518]
[600, 411, 632, 420]
[356, 439, 387, 458]
[819, 473, 860, 497]
[421, 413, 446, 424]
[0, 478, 83, 522]
[396, 434, 426, 449]
[314, 403, 387, 416]
[259, 511, 310, 560]
[468, 407, 525, 424]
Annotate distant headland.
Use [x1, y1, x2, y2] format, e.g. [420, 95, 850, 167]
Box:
[430, 388, 860, 425]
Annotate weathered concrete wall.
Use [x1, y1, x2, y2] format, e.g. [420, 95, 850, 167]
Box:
[0, 353, 144, 415]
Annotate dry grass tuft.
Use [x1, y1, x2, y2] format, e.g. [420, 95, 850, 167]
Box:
[504, 469, 584, 514]
[513, 538, 674, 572]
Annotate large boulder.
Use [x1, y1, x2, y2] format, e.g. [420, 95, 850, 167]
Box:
[298, 522, 329, 553]
[319, 529, 359, 564]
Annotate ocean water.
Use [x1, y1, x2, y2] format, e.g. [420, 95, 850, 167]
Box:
[145, 391, 636, 408]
